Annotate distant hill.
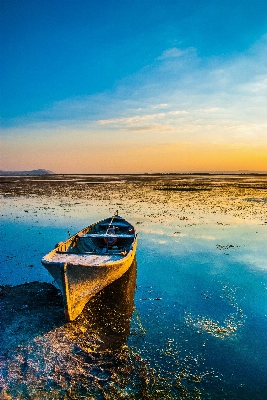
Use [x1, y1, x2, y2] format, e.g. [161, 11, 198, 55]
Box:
[0, 169, 54, 176]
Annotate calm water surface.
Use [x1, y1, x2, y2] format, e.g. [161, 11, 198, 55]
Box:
[1, 186, 267, 399]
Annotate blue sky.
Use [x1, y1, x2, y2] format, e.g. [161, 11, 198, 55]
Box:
[1, 0, 267, 173]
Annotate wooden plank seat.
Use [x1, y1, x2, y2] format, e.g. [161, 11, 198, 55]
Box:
[98, 222, 131, 228]
[79, 233, 135, 238]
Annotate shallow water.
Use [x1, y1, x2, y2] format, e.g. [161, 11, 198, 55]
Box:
[1, 175, 267, 399]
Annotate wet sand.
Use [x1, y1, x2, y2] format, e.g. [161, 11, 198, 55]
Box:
[1, 174, 267, 399]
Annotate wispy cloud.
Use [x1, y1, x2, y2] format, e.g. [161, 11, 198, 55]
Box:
[2, 35, 267, 172]
[156, 47, 195, 60]
[6, 35, 267, 128]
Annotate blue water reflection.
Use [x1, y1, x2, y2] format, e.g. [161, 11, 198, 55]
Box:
[133, 227, 267, 398]
[1, 194, 267, 399]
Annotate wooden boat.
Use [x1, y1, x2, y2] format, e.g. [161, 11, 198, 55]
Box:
[42, 212, 138, 321]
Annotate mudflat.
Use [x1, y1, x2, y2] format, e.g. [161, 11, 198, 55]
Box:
[1, 174, 267, 399]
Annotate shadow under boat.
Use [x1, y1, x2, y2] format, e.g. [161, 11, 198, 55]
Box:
[0, 258, 137, 353]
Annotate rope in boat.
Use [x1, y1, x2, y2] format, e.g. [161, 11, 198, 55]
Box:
[105, 210, 119, 234]
[103, 210, 119, 252]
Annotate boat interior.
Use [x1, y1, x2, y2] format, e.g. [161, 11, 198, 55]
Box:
[57, 216, 136, 256]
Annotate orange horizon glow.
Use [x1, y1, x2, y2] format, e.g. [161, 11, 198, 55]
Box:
[2, 131, 266, 174]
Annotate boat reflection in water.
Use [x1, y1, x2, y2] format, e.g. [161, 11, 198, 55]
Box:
[76, 257, 137, 351]
[1, 259, 138, 398]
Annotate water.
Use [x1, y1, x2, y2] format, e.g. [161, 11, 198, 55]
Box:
[0, 176, 267, 399]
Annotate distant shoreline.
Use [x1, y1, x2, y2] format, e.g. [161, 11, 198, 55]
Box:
[1, 171, 267, 177]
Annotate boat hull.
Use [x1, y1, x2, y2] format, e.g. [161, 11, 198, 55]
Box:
[42, 216, 137, 321]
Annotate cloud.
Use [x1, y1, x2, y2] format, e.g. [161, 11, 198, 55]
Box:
[5, 36, 267, 130]
[1, 36, 267, 172]
[156, 47, 194, 60]
[97, 110, 188, 133]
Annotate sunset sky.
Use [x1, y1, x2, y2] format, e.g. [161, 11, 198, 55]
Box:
[1, 0, 267, 173]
